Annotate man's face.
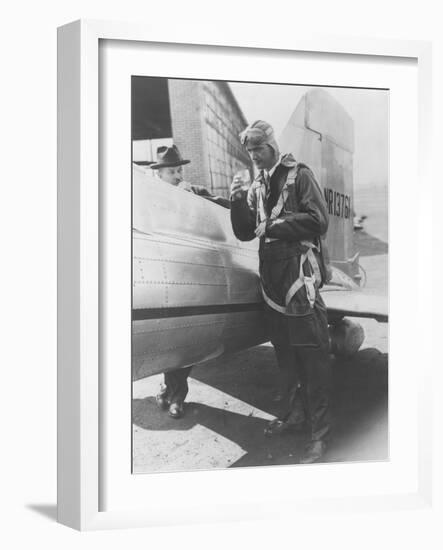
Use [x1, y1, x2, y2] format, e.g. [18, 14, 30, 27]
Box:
[247, 144, 278, 171]
[157, 165, 184, 186]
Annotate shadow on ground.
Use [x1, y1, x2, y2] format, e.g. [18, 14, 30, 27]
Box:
[133, 397, 306, 467]
[26, 504, 57, 522]
[133, 344, 388, 468]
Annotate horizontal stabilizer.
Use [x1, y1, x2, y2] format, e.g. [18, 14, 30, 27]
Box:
[322, 287, 388, 322]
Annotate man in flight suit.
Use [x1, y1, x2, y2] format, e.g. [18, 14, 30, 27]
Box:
[151, 145, 229, 418]
[230, 120, 331, 464]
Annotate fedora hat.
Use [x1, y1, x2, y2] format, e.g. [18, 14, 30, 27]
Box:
[150, 145, 191, 169]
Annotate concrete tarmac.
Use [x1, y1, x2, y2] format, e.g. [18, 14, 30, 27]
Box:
[133, 250, 388, 475]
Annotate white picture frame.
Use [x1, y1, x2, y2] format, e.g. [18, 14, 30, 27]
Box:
[57, 19, 433, 531]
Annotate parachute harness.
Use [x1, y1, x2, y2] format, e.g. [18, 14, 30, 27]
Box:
[258, 166, 321, 313]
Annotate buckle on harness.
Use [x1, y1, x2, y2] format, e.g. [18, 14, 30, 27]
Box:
[304, 275, 316, 308]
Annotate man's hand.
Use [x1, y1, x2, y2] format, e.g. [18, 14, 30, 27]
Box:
[177, 181, 192, 192]
[255, 221, 267, 238]
[230, 175, 245, 201]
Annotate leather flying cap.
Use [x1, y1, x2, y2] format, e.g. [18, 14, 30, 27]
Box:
[239, 120, 279, 153]
[150, 145, 191, 169]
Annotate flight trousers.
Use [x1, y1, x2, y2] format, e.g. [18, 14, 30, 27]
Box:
[273, 344, 332, 442]
[160, 366, 193, 405]
[264, 292, 332, 442]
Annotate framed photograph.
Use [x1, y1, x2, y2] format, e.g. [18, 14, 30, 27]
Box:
[57, 19, 433, 530]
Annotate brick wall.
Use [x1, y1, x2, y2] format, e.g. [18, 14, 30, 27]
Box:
[168, 79, 252, 198]
[203, 81, 252, 197]
[168, 80, 211, 189]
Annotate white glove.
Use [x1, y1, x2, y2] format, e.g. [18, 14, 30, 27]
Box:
[230, 175, 245, 201]
[177, 181, 192, 192]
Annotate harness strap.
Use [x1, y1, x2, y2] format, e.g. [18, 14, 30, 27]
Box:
[304, 275, 317, 308]
[285, 243, 321, 310]
[306, 247, 322, 284]
[258, 166, 321, 313]
[285, 252, 308, 306]
[258, 182, 267, 225]
[261, 285, 288, 314]
[301, 243, 321, 308]
[257, 166, 298, 224]
[269, 166, 297, 221]
[263, 245, 320, 314]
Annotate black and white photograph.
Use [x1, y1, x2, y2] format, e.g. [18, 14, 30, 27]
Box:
[131, 76, 389, 473]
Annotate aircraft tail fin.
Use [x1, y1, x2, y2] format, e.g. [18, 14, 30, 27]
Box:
[279, 88, 360, 283]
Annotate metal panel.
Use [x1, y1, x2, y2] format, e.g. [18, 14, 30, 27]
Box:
[133, 314, 226, 379]
[133, 311, 266, 380]
[305, 88, 354, 153]
[279, 88, 357, 279]
[321, 138, 355, 276]
[132, 165, 266, 379]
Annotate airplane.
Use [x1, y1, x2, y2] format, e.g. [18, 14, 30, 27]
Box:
[132, 89, 388, 382]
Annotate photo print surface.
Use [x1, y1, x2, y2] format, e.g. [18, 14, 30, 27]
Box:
[131, 76, 389, 473]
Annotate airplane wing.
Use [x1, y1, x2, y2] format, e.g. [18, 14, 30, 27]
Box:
[321, 286, 388, 323]
[320, 266, 388, 323]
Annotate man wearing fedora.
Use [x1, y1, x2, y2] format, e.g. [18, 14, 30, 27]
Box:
[151, 144, 229, 418]
[151, 144, 230, 207]
[230, 120, 332, 464]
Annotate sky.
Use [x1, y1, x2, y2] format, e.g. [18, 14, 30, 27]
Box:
[230, 82, 389, 188]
